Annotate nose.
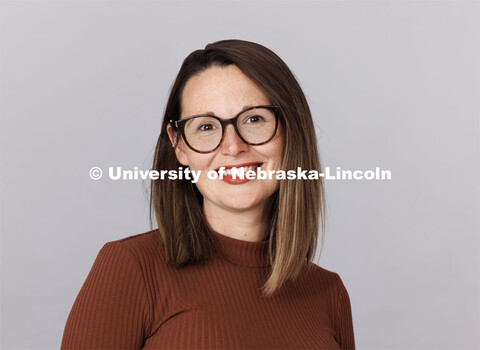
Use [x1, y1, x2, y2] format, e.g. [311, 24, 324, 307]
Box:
[220, 124, 249, 156]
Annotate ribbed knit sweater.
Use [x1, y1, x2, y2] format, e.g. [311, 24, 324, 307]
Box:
[61, 229, 355, 349]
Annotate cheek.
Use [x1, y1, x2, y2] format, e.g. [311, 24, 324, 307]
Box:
[267, 123, 284, 156]
[274, 138, 284, 158]
[184, 151, 215, 171]
[261, 133, 284, 162]
[191, 167, 217, 200]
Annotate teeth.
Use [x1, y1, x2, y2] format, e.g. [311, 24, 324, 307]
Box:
[218, 164, 261, 176]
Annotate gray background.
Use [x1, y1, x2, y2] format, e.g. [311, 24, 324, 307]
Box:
[1, 0, 479, 349]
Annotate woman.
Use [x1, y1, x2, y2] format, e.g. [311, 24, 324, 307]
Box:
[61, 39, 355, 349]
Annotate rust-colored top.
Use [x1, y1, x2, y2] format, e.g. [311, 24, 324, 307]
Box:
[61, 229, 355, 349]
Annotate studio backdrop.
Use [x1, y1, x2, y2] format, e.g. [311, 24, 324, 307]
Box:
[1, 1, 479, 349]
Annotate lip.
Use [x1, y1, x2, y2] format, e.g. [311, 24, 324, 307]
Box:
[215, 162, 263, 171]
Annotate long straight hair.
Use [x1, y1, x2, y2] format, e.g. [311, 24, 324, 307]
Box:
[150, 39, 325, 297]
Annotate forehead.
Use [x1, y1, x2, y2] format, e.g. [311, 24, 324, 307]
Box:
[181, 65, 270, 117]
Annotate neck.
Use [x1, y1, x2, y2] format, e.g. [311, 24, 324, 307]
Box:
[203, 200, 271, 243]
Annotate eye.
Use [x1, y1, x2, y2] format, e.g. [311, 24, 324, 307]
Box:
[198, 123, 217, 131]
[245, 115, 264, 123]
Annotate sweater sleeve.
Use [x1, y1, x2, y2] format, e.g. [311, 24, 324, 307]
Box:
[333, 274, 356, 350]
[61, 241, 151, 349]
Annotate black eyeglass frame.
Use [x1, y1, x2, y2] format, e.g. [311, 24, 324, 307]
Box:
[169, 105, 281, 154]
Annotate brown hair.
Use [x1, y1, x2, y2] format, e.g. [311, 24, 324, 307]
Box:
[149, 39, 325, 297]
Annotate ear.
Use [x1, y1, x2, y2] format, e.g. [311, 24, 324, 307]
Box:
[167, 123, 189, 166]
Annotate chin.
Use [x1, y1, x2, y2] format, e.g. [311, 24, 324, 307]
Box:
[218, 192, 271, 211]
[200, 181, 279, 211]
[221, 200, 263, 211]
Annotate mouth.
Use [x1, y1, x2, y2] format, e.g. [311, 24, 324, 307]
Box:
[216, 162, 263, 176]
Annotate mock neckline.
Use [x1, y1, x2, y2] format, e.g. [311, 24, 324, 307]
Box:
[212, 230, 271, 268]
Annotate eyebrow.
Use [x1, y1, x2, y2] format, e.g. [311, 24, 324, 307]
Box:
[200, 105, 254, 116]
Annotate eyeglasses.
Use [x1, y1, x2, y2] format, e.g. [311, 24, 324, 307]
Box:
[170, 105, 280, 153]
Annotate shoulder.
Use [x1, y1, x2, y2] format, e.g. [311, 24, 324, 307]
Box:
[109, 228, 161, 246]
[302, 260, 348, 295]
[304, 260, 341, 281]
[96, 229, 166, 272]
[102, 228, 163, 256]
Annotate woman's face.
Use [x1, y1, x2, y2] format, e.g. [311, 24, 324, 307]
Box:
[168, 64, 284, 213]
